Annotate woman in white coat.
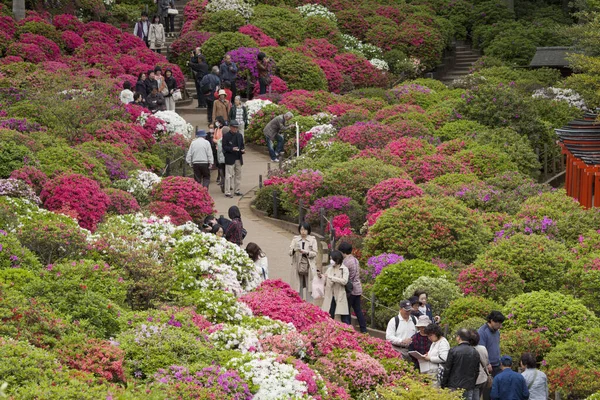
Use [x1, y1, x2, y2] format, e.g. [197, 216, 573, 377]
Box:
[149, 15, 165, 54]
[289, 222, 318, 301]
[320, 250, 349, 321]
[422, 323, 450, 387]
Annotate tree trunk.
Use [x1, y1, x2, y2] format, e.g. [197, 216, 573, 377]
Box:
[12, 0, 25, 21]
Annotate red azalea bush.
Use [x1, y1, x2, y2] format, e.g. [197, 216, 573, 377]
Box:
[6, 42, 46, 63]
[10, 166, 48, 194]
[104, 188, 141, 215]
[335, 9, 370, 39]
[386, 137, 436, 163]
[238, 25, 278, 47]
[150, 177, 215, 222]
[53, 14, 84, 32]
[40, 173, 110, 231]
[337, 121, 397, 149]
[314, 58, 344, 93]
[405, 153, 468, 183]
[93, 121, 155, 152]
[57, 338, 126, 383]
[147, 201, 193, 226]
[334, 53, 388, 88]
[18, 33, 61, 61]
[366, 178, 423, 213]
[302, 38, 339, 59]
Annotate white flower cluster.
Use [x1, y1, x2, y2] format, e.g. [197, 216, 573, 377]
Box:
[59, 88, 94, 99]
[193, 289, 253, 323]
[296, 4, 337, 22]
[229, 353, 308, 399]
[178, 257, 244, 296]
[311, 112, 335, 124]
[154, 111, 195, 140]
[250, 316, 295, 339]
[206, 0, 254, 20]
[341, 34, 383, 59]
[532, 87, 588, 110]
[307, 124, 337, 142]
[133, 170, 162, 191]
[246, 99, 273, 120]
[209, 324, 261, 353]
[369, 58, 389, 71]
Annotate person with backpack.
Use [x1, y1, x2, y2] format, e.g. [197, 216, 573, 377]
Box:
[386, 299, 418, 359]
[224, 206, 245, 246]
[133, 12, 150, 47]
[200, 66, 220, 124]
[520, 352, 548, 400]
[289, 222, 318, 302]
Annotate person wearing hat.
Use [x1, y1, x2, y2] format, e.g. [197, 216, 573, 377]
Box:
[222, 119, 244, 198]
[441, 328, 481, 398]
[386, 299, 418, 359]
[490, 355, 530, 400]
[213, 89, 231, 125]
[186, 129, 214, 188]
[408, 315, 433, 372]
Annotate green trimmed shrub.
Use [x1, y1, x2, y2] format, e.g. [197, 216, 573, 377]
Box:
[251, 5, 305, 45]
[473, 234, 573, 292]
[364, 196, 493, 264]
[500, 329, 552, 363]
[290, 141, 360, 172]
[277, 53, 328, 91]
[304, 15, 341, 46]
[202, 10, 246, 33]
[442, 296, 501, 331]
[201, 32, 258, 66]
[0, 269, 39, 290]
[0, 141, 33, 178]
[0, 231, 42, 271]
[402, 277, 462, 317]
[373, 260, 447, 307]
[456, 145, 518, 180]
[435, 120, 488, 141]
[502, 291, 598, 345]
[564, 253, 600, 315]
[322, 158, 406, 204]
[545, 328, 600, 370]
[423, 173, 482, 196]
[36, 145, 110, 186]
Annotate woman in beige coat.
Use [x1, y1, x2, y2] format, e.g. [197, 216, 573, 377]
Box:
[321, 250, 349, 320]
[289, 222, 318, 301]
[149, 16, 165, 54]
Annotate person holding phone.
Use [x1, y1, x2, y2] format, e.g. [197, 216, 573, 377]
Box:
[222, 120, 244, 198]
[289, 222, 318, 301]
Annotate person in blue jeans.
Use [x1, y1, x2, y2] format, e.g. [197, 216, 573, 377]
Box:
[339, 241, 367, 332]
[262, 112, 293, 162]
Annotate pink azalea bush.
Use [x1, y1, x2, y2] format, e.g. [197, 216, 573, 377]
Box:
[366, 178, 423, 213]
[317, 350, 387, 394]
[314, 58, 344, 93]
[281, 169, 324, 206]
[147, 201, 193, 226]
[326, 214, 353, 238]
[150, 176, 215, 222]
[337, 121, 397, 149]
[9, 166, 48, 194]
[93, 121, 156, 152]
[238, 25, 278, 47]
[334, 53, 388, 88]
[104, 188, 141, 215]
[385, 137, 436, 163]
[252, 75, 288, 96]
[40, 173, 110, 231]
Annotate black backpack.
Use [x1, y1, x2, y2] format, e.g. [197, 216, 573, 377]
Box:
[394, 314, 418, 331]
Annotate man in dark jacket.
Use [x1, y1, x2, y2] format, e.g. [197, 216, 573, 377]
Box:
[190, 48, 209, 108]
[200, 66, 221, 123]
[220, 54, 238, 99]
[442, 328, 481, 399]
[263, 112, 293, 162]
[222, 120, 244, 198]
[133, 12, 150, 47]
[491, 355, 529, 400]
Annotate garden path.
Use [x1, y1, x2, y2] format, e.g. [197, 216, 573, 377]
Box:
[183, 111, 295, 284]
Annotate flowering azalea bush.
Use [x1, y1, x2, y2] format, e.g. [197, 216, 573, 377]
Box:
[104, 188, 140, 215]
[366, 178, 423, 213]
[151, 176, 215, 222]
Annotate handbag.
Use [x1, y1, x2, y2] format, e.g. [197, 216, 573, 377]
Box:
[167, 8, 178, 14]
[172, 89, 182, 101]
[297, 254, 309, 276]
[480, 359, 493, 389]
[345, 280, 353, 294]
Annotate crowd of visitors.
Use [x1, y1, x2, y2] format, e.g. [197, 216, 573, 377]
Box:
[120, 66, 178, 112]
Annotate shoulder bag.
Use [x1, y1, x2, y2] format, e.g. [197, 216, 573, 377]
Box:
[345, 280, 353, 294]
[480, 358, 493, 389]
[172, 89, 182, 101]
[527, 369, 538, 390]
[297, 254, 309, 275]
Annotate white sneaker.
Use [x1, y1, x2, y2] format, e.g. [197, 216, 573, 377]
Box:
[273, 158, 279, 162]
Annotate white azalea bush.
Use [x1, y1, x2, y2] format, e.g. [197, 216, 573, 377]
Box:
[311, 112, 336, 124]
[296, 4, 337, 22]
[209, 324, 261, 353]
[532, 87, 588, 110]
[176, 257, 245, 296]
[246, 98, 273, 119]
[370, 58, 390, 71]
[187, 289, 253, 323]
[112, 170, 161, 206]
[206, 0, 254, 20]
[341, 34, 383, 59]
[153, 111, 195, 139]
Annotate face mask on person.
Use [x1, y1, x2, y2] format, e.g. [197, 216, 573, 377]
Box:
[209, 129, 214, 133]
[215, 122, 221, 128]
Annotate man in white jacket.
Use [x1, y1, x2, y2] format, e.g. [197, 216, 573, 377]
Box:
[186, 130, 214, 188]
[386, 299, 417, 359]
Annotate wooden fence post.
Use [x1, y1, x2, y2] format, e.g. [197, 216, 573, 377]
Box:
[272, 190, 279, 219]
[319, 208, 325, 236]
[165, 157, 171, 177]
[259, 174, 263, 189]
[370, 292, 376, 329]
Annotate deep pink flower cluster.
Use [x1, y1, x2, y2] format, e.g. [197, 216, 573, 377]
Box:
[238, 25, 278, 47]
[170, 31, 213, 60]
[9, 166, 48, 194]
[104, 188, 141, 215]
[52, 14, 83, 32]
[40, 173, 110, 231]
[386, 137, 435, 163]
[314, 58, 344, 93]
[282, 169, 324, 205]
[334, 53, 388, 88]
[150, 176, 215, 222]
[337, 121, 398, 149]
[147, 201, 193, 226]
[19, 33, 61, 61]
[92, 121, 156, 152]
[252, 75, 288, 96]
[326, 214, 353, 238]
[366, 178, 423, 213]
[302, 38, 339, 60]
[306, 195, 353, 222]
[6, 42, 46, 63]
[405, 153, 469, 183]
[326, 103, 369, 118]
[374, 104, 425, 121]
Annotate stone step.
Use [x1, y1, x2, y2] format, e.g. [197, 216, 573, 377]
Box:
[455, 56, 480, 62]
[454, 61, 476, 67]
[451, 67, 472, 73]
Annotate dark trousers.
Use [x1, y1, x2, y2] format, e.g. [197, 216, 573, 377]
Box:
[259, 79, 267, 95]
[226, 80, 237, 100]
[329, 297, 351, 324]
[195, 78, 206, 107]
[165, 14, 174, 33]
[482, 365, 502, 400]
[348, 294, 367, 333]
[192, 163, 210, 188]
[206, 97, 214, 123]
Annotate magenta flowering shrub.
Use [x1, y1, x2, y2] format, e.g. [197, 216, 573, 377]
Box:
[18, 33, 61, 61]
[305, 195, 364, 229]
[457, 263, 525, 302]
[327, 103, 370, 118]
[238, 25, 278, 47]
[104, 188, 140, 215]
[374, 104, 426, 121]
[9, 166, 48, 194]
[305, 320, 363, 358]
[366, 253, 404, 278]
[52, 14, 83, 32]
[405, 153, 468, 183]
[252, 75, 288, 96]
[280, 169, 324, 206]
[325, 214, 353, 238]
[170, 30, 212, 68]
[147, 201, 193, 226]
[386, 137, 436, 163]
[227, 47, 261, 92]
[337, 121, 398, 149]
[316, 350, 387, 395]
[150, 176, 215, 222]
[302, 38, 339, 59]
[6, 42, 46, 63]
[314, 58, 343, 93]
[366, 178, 423, 213]
[93, 121, 155, 152]
[0, 15, 16, 37]
[40, 173, 110, 231]
[334, 53, 388, 88]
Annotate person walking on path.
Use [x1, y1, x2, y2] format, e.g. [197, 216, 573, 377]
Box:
[190, 48, 208, 108]
[441, 328, 481, 399]
[409, 315, 433, 372]
[229, 96, 248, 137]
[469, 329, 491, 400]
[186, 129, 213, 188]
[220, 54, 238, 100]
[133, 12, 150, 47]
[158, 0, 170, 33]
[321, 250, 350, 322]
[491, 355, 529, 400]
[520, 353, 548, 400]
[422, 323, 450, 386]
[200, 66, 220, 123]
[213, 89, 231, 124]
[224, 206, 245, 246]
[165, 0, 175, 36]
[478, 311, 506, 400]
[246, 242, 268, 281]
[222, 120, 244, 198]
[215, 125, 226, 191]
[257, 52, 272, 95]
[149, 16, 165, 54]
[263, 112, 293, 162]
[163, 69, 177, 111]
[289, 222, 318, 302]
[338, 241, 366, 332]
[386, 299, 418, 359]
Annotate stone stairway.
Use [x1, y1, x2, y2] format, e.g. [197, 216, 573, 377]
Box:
[440, 43, 481, 85]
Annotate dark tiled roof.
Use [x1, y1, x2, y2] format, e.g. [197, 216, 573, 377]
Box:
[529, 47, 573, 67]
